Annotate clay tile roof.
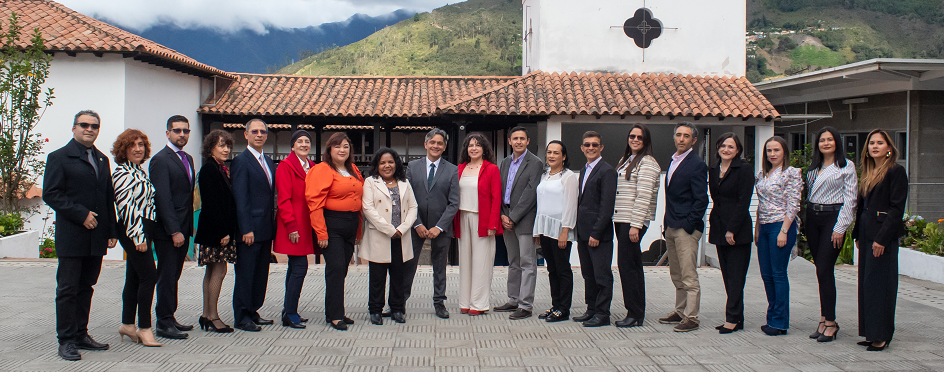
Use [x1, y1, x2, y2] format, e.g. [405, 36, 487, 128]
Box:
[201, 72, 778, 120]
[2, 0, 234, 79]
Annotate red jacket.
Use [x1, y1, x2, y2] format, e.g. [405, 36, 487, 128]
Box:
[453, 161, 503, 238]
[274, 154, 318, 256]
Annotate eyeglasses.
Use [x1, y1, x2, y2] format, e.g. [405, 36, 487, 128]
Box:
[581, 142, 601, 148]
[250, 129, 268, 135]
[76, 123, 100, 130]
[628, 134, 644, 140]
[171, 128, 192, 134]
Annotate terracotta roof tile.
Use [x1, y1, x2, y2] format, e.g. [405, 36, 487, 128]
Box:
[2, 0, 233, 79]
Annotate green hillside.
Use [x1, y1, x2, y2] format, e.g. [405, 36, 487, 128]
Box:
[278, 0, 522, 76]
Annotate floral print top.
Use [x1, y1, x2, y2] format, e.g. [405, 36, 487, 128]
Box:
[756, 166, 803, 225]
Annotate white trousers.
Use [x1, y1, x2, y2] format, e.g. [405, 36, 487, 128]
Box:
[457, 211, 496, 311]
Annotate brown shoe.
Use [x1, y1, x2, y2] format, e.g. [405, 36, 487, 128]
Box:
[658, 312, 683, 324]
[674, 318, 699, 332]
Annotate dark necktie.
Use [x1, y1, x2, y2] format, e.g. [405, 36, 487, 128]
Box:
[177, 150, 192, 185]
[427, 163, 436, 190]
[86, 149, 99, 178]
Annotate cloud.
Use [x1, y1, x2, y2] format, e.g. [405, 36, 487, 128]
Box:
[57, 0, 452, 33]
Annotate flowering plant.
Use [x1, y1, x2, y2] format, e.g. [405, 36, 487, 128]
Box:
[916, 220, 944, 257]
[902, 213, 928, 247]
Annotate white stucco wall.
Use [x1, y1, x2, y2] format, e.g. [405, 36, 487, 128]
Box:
[522, 0, 746, 76]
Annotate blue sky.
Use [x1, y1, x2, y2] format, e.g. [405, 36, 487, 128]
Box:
[57, 0, 455, 33]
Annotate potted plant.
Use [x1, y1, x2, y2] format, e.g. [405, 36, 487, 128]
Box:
[896, 216, 944, 284]
[0, 13, 54, 259]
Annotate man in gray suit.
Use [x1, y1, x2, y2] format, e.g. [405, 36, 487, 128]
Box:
[495, 127, 544, 320]
[403, 128, 460, 319]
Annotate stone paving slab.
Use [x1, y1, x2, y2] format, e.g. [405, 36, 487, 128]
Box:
[1, 256, 944, 371]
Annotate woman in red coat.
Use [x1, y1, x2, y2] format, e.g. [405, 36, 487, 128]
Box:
[274, 130, 317, 329]
[454, 133, 502, 315]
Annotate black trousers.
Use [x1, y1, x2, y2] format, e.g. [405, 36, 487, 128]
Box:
[233, 239, 272, 327]
[369, 239, 407, 314]
[283, 255, 309, 316]
[807, 208, 843, 321]
[56, 255, 103, 345]
[154, 237, 188, 328]
[323, 210, 358, 322]
[118, 219, 157, 328]
[717, 243, 752, 324]
[405, 229, 450, 306]
[540, 235, 572, 312]
[616, 223, 648, 319]
[576, 238, 614, 317]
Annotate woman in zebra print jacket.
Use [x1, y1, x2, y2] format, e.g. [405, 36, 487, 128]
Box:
[111, 129, 162, 347]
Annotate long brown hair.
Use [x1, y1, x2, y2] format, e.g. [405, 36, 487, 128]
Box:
[323, 132, 361, 180]
[762, 136, 790, 177]
[459, 133, 496, 164]
[616, 124, 653, 180]
[859, 129, 899, 194]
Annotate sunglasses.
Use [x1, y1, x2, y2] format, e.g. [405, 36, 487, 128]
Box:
[250, 129, 268, 135]
[171, 128, 192, 134]
[628, 134, 644, 140]
[76, 122, 100, 130]
[581, 142, 601, 148]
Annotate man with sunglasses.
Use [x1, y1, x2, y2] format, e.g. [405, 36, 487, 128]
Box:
[149, 115, 196, 339]
[573, 131, 617, 327]
[44, 110, 118, 360]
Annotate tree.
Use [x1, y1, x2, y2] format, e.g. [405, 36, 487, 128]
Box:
[0, 13, 53, 218]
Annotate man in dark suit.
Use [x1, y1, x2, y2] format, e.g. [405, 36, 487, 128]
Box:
[572, 131, 617, 328]
[657, 122, 709, 332]
[231, 118, 277, 331]
[495, 127, 544, 320]
[149, 115, 196, 339]
[43, 110, 117, 361]
[404, 128, 459, 319]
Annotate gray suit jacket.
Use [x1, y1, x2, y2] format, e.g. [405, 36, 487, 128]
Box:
[500, 151, 543, 235]
[407, 158, 460, 237]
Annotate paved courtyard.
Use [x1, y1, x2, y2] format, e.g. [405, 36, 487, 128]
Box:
[2, 255, 944, 372]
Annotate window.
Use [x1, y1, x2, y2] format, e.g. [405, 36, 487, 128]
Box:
[896, 131, 908, 160]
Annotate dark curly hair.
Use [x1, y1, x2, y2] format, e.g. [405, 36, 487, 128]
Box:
[367, 147, 407, 182]
[201, 129, 234, 159]
[111, 129, 151, 164]
[459, 133, 496, 164]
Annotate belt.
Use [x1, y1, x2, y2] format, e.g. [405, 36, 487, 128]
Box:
[809, 203, 842, 212]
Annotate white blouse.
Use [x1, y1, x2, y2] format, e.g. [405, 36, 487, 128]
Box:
[459, 174, 479, 212]
[533, 169, 578, 241]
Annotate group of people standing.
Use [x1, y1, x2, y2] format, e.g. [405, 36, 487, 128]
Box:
[43, 110, 908, 361]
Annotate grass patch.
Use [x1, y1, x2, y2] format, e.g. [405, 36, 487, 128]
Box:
[790, 45, 846, 68]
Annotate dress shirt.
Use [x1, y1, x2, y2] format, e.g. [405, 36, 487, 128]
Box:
[808, 162, 858, 233]
[503, 150, 528, 204]
[581, 157, 602, 192]
[666, 147, 693, 185]
[246, 145, 272, 185]
[297, 154, 310, 173]
[756, 166, 803, 225]
[425, 156, 442, 179]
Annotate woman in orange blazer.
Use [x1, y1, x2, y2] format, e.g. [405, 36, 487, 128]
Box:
[305, 132, 364, 331]
[274, 130, 317, 329]
[453, 133, 502, 315]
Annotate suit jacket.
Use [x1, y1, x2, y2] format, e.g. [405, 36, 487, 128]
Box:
[149, 145, 195, 240]
[852, 164, 908, 249]
[500, 151, 543, 234]
[453, 161, 503, 238]
[576, 159, 617, 242]
[231, 148, 276, 242]
[407, 158, 460, 237]
[708, 158, 755, 246]
[42, 139, 117, 257]
[274, 154, 317, 256]
[194, 158, 237, 247]
[359, 177, 418, 263]
[664, 151, 709, 234]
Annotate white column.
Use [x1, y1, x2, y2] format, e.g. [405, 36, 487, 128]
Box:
[755, 123, 774, 175]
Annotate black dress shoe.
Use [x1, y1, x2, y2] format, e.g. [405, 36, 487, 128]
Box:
[370, 313, 383, 325]
[494, 303, 517, 312]
[509, 309, 532, 320]
[538, 309, 553, 319]
[434, 303, 450, 319]
[236, 322, 261, 332]
[74, 335, 109, 350]
[572, 311, 594, 322]
[381, 312, 391, 317]
[343, 316, 355, 325]
[545, 309, 570, 322]
[583, 314, 611, 327]
[329, 320, 348, 331]
[392, 312, 406, 323]
[252, 316, 274, 325]
[58, 343, 80, 361]
[615, 316, 644, 328]
[172, 319, 194, 331]
[282, 315, 306, 329]
[300, 317, 309, 323]
[761, 325, 787, 336]
[156, 326, 189, 339]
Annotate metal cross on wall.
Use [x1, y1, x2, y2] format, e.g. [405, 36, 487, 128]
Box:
[610, 1, 678, 62]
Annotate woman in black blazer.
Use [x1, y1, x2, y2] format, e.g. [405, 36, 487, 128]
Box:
[852, 129, 908, 351]
[707, 133, 755, 334]
[193, 129, 238, 333]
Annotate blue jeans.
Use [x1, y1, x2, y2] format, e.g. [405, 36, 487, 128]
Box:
[756, 221, 797, 330]
[283, 255, 308, 320]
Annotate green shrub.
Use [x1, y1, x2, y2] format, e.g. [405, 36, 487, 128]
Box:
[0, 212, 23, 237]
[916, 221, 944, 257]
[39, 237, 55, 258]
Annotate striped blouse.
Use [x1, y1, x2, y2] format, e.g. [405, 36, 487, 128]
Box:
[807, 162, 858, 233]
[756, 166, 803, 225]
[112, 162, 156, 245]
[613, 155, 662, 227]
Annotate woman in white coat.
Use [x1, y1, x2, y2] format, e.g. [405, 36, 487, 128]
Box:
[360, 147, 418, 326]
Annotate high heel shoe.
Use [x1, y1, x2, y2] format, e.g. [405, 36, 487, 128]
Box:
[817, 324, 839, 343]
[718, 322, 743, 334]
[136, 328, 162, 347]
[198, 316, 209, 331]
[857, 340, 873, 346]
[118, 324, 139, 343]
[206, 318, 235, 333]
[866, 340, 889, 351]
[809, 321, 825, 339]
